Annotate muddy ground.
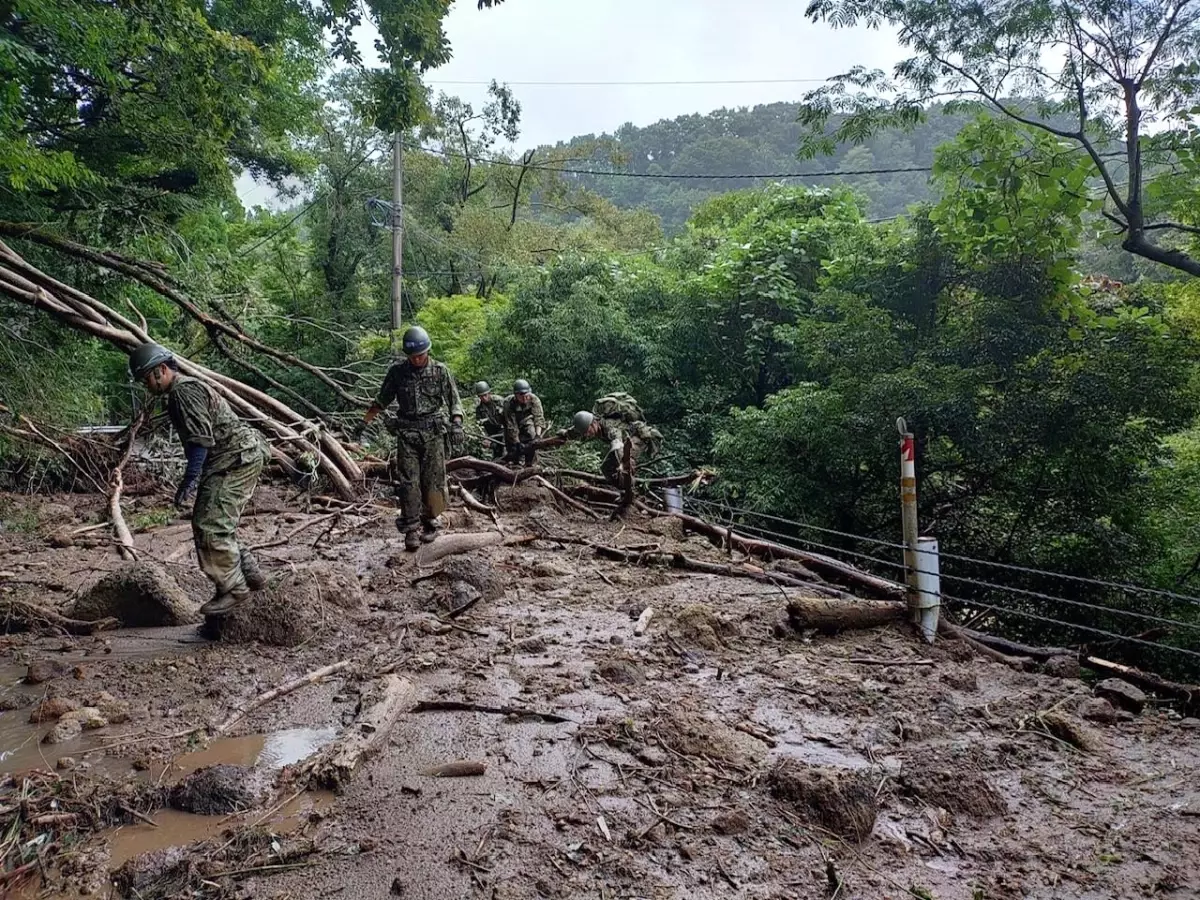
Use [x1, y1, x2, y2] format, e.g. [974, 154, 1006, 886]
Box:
[2, 484, 1199, 900]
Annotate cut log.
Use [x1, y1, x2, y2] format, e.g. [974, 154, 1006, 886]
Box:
[308, 674, 417, 791]
[108, 467, 136, 561]
[954, 626, 1074, 662]
[415, 531, 504, 566]
[786, 596, 907, 634]
[1082, 656, 1200, 716]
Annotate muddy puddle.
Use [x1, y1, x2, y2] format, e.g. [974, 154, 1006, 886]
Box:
[105, 790, 334, 867]
[172, 725, 338, 774]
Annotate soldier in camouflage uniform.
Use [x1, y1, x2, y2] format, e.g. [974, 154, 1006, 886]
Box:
[129, 342, 270, 616]
[473, 381, 506, 459]
[503, 379, 546, 467]
[354, 326, 464, 551]
[565, 392, 662, 489]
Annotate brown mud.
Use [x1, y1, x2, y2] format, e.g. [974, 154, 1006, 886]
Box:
[2, 487, 1199, 899]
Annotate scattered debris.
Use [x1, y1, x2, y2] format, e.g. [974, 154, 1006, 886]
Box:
[1095, 678, 1147, 714]
[424, 761, 487, 777]
[169, 764, 271, 814]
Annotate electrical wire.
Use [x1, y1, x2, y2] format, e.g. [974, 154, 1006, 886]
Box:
[688, 502, 1200, 633]
[685, 495, 1200, 608]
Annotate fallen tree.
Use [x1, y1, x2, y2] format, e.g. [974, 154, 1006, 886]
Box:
[0, 238, 363, 499]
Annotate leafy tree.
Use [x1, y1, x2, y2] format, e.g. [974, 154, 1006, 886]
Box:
[800, 0, 1200, 277]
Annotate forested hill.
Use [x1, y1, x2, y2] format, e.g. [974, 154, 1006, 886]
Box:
[541, 102, 972, 230]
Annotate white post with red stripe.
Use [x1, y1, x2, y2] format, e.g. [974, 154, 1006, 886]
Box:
[898, 418, 936, 642]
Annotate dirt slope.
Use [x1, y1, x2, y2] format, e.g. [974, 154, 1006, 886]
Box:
[2, 486, 1199, 900]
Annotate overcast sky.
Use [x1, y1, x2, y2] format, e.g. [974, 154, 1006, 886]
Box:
[239, 0, 903, 206]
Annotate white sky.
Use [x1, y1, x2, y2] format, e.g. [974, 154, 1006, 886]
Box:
[238, 0, 904, 207]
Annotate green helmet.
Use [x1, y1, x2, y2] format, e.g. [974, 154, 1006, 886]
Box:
[129, 342, 174, 379]
[571, 410, 594, 436]
[513, 378, 531, 394]
[402, 326, 431, 356]
[474, 381, 491, 397]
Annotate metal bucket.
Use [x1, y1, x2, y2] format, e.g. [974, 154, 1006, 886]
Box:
[663, 486, 683, 513]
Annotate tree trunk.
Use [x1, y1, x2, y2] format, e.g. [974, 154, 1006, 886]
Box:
[785, 596, 907, 633]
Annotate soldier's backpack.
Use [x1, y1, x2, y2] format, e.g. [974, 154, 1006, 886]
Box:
[592, 392, 645, 424]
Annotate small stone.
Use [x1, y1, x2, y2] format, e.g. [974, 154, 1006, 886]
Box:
[609, 635, 624, 645]
[1079, 698, 1117, 724]
[682, 664, 700, 675]
[48, 529, 75, 548]
[25, 659, 68, 684]
[1041, 655, 1081, 679]
[711, 809, 751, 835]
[72, 666, 87, 680]
[390, 877, 405, 896]
[29, 696, 80, 723]
[1095, 679, 1146, 714]
[43, 716, 83, 744]
[56, 756, 76, 770]
[1178, 718, 1200, 730]
[514, 635, 547, 653]
[90, 691, 131, 725]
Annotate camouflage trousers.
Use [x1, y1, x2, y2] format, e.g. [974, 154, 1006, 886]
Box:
[601, 436, 646, 489]
[393, 430, 448, 533]
[193, 454, 264, 596]
[506, 422, 540, 467]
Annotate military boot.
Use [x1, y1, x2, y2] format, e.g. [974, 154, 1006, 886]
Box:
[199, 588, 250, 616]
[404, 530, 421, 552]
[420, 517, 440, 544]
[239, 550, 267, 591]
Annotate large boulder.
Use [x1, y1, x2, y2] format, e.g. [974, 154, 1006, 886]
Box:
[70, 562, 199, 626]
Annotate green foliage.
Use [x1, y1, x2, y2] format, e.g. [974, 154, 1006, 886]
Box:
[415, 292, 509, 378]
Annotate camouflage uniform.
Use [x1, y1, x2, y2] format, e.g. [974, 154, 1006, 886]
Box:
[590, 396, 662, 487]
[374, 358, 463, 533]
[166, 376, 269, 597]
[475, 396, 506, 459]
[503, 393, 546, 467]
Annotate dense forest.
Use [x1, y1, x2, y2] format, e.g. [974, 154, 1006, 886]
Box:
[3, 0, 1200, 675]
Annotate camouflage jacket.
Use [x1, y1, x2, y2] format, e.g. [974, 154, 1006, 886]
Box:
[375, 358, 463, 431]
[475, 397, 505, 435]
[503, 393, 546, 443]
[166, 376, 264, 472]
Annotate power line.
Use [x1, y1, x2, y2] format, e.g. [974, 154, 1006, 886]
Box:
[237, 152, 377, 258]
[427, 77, 835, 86]
[686, 496, 1200, 609]
[418, 144, 931, 180]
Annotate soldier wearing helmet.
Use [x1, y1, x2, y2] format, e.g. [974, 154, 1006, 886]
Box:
[353, 326, 464, 551]
[502, 378, 545, 468]
[473, 381, 506, 459]
[128, 342, 270, 617]
[564, 392, 662, 488]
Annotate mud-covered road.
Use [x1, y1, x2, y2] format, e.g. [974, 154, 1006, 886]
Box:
[2, 485, 1199, 899]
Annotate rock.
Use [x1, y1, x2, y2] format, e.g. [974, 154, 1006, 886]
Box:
[595, 657, 644, 685]
[48, 529, 75, 548]
[56, 757, 76, 770]
[1041, 655, 1081, 679]
[25, 658, 68, 684]
[1178, 718, 1200, 730]
[674, 604, 738, 651]
[514, 635, 548, 653]
[0, 693, 33, 712]
[169, 764, 270, 815]
[29, 696, 80, 723]
[1079, 697, 1117, 724]
[710, 808, 751, 835]
[1095, 678, 1146, 714]
[43, 716, 83, 744]
[62, 707, 107, 730]
[89, 691, 131, 724]
[71, 562, 199, 626]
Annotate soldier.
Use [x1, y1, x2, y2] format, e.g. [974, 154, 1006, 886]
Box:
[473, 381, 506, 459]
[503, 379, 545, 467]
[566, 392, 662, 488]
[353, 326, 464, 551]
[128, 342, 270, 616]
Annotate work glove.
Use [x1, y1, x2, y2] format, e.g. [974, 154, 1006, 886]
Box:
[173, 480, 195, 510]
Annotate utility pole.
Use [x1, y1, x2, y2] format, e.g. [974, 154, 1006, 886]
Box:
[390, 131, 404, 347]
